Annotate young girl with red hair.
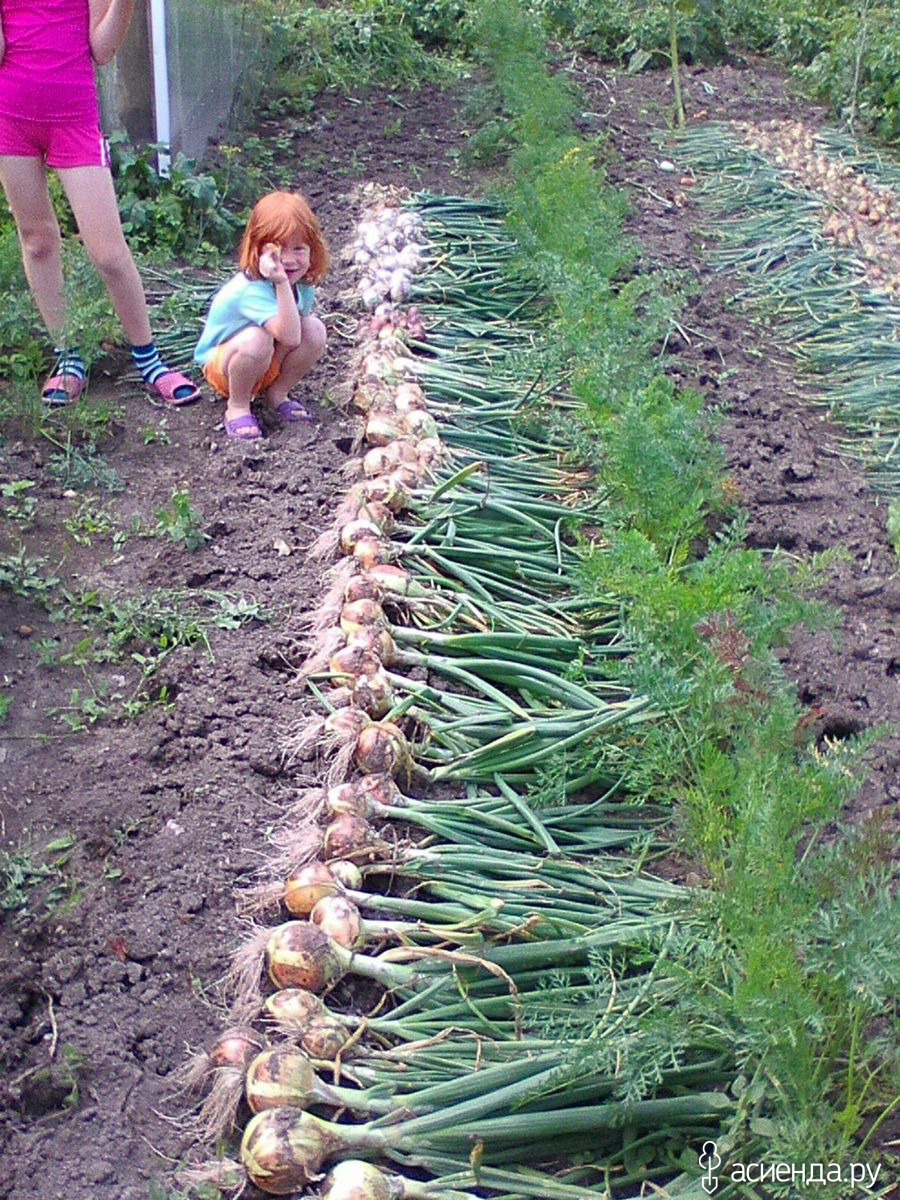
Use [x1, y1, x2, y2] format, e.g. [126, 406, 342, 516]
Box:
[194, 190, 329, 440]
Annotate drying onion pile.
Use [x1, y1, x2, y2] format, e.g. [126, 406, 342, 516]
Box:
[348, 190, 427, 310]
[738, 117, 900, 297]
[678, 120, 900, 493]
[177, 196, 732, 1200]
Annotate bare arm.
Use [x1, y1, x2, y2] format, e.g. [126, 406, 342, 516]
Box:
[88, 0, 135, 67]
[260, 248, 304, 347]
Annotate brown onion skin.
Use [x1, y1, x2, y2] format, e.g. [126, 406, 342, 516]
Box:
[264, 987, 329, 1029]
[352, 538, 393, 568]
[241, 1108, 336, 1195]
[266, 922, 344, 993]
[323, 814, 376, 860]
[328, 859, 364, 889]
[354, 773, 401, 806]
[246, 1047, 320, 1114]
[324, 707, 370, 743]
[310, 895, 363, 949]
[365, 564, 412, 595]
[322, 1160, 394, 1200]
[346, 626, 396, 665]
[302, 1018, 349, 1060]
[340, 598, 386, 630]
[329, 646, 382, 681]
[354, 720, 410, 779]
[350, 670, 393, 717]
[284, 862, 341, 917]
[344, 575, 382, 604]
[209, 1026, 266, 1070]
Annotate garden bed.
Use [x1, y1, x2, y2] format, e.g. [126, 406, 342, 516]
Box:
[0, 60, 896, 1200]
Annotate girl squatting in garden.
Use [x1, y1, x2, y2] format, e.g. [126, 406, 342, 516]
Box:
[0, 0, 199, 405]
[194, 191, 329, 440]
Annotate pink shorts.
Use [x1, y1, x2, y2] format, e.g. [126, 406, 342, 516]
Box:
[0, 113, 110, 169]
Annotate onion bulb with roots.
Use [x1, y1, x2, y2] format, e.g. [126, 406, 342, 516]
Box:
[365, 413, 406, 447]
[350, 668, 394, 717]
[362, 439, 420, 477]
[359, 473, 410, 514]
[329, 646, 382, 683]
[393, 382, 426, 412]
[352, 538, 394, 569]
[310, 894, 363, 948]
[209, 1025, 266, 1070]
[357, 500, 394, 534]
[245, 1047, 340, 1115]
[284, 862, 342, 917]
[264, 988, 350, 1058]
[354, 720, 413, 780]
[346, 625, 397, 665]
[340, 518, 385, 555]
[339, 598, 386, 635]
[344, 574, 383, 604]
[323, 813, 379, 860]
[416, 436, 444, 464]
[266, 922, 345, 993]
[365, 564, 414, 596]
[321, 1160, 399, 1200]
[323, 706, 371, 745]
[327, 774, 400, 817]
[241, 1108, 350, 1194]
[402, 409, 438, 440]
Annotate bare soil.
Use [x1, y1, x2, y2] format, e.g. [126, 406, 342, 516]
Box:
[0, 60, 896, 1200]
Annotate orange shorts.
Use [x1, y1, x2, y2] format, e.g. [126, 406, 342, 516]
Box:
[201, 344, 281, 399]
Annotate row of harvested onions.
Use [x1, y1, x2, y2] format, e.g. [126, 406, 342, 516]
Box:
[177, 197, 713, 1199]
[736, 117, 900, 298]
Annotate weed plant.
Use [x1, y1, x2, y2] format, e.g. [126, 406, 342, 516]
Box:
[472, 0, 898, 1178]
[255, 0, 462, 111]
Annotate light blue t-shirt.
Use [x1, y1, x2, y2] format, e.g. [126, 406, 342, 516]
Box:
[194, 273, 317, 365]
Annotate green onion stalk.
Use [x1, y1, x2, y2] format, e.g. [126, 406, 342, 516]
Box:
[239, 1090, 734, 1194]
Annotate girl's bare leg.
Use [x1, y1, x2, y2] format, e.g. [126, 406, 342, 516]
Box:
[0, 155, 68, 338]
[218, 325, 275, 435]
[263, 315, 327, 409]
[56, 165, 153, 344]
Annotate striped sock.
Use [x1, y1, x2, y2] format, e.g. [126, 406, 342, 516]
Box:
[130, 341, 169, 386]
[43, 347, 87, 403]
[53, 347, 86, 378]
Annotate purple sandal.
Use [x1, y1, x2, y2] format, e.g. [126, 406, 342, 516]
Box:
[224, 413, 264, 440]
[273, 399, 314, 423]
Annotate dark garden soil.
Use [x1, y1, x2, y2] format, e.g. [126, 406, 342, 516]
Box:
[0, 60, 897, 1200]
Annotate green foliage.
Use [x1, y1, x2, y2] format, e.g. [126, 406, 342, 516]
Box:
[0, 692, 10, 721]
[719, 0, 900, 141]
[47, 445, 123, 493]
[256, 0, 460, 107]
[153, 487, 210, 552]
[524, 0, 727, 66]
[0, 836, 76, 914]
[887, 500, 900, 557]
[0, 546, 60, 603]
[1, 480, 38, 528]
[591, 377, 727, 557]
[108, 136, 244, 259]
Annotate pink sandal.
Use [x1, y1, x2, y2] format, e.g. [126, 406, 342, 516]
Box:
[146, 371, 201, 407]
[42, 372, 86, 406]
